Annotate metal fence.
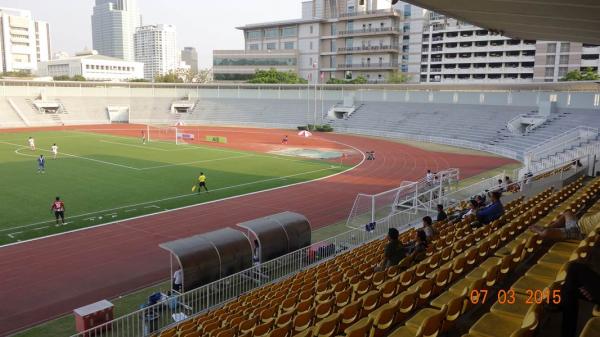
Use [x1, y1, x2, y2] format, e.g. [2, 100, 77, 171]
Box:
[524, 126, 599, 165]
[70, 205, 418, 337]
[70, 150, 596, 337]
[333, 127, 520, 160]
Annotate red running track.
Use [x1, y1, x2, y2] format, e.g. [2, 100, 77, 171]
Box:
[0, 126, 515, 336]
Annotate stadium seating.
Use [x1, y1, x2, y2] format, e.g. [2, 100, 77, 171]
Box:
[148, 175, 600, 337]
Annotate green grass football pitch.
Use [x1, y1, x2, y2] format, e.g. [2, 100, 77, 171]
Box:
[0, 130, 348, 245]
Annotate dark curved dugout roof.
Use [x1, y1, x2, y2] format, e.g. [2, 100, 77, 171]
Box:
[405, 0, 600, 45]
[237, 211, 311, 262]
[159, 228, 253, 291]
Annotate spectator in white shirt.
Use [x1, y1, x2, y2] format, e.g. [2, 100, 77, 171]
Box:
[173, 268, 183, 292]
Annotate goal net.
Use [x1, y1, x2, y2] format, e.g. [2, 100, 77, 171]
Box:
[146, 125, 196, 145]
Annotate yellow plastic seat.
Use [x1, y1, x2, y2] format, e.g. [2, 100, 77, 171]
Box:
[312, 312, 339, 337]
[343, 317, 373, 337]
[594, 304, 600, 317]
[511, 269, 566, 295]
[388, 305, 446, 337]
[468, 305, 538, 337]
[576, 317, 600, 337]
[368, 302, 397, 337]
[524, 263, 563, 280]
[490, 293, 531, 320]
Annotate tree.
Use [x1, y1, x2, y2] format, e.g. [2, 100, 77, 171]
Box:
[0, 70, 31, 78]
[560, 67, 600, 81]
[326, 75, 368, 84]
[174, 67, 213, 83]
[53, 75, 86, 81]
[387, 71, 411, 84]
[154, 71, 183, 83]
[248, 68, 307, 84]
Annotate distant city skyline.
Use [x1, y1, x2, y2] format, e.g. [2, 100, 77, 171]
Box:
[0, 0, 302, 69]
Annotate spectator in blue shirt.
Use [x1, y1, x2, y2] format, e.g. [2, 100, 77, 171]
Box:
[476, 191, 504, 225]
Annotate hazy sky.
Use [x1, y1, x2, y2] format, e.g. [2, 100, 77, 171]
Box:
[0, 0, 303, 68]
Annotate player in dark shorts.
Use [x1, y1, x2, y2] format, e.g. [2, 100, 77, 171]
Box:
[198, 172, 209, 193]
[51, 196, 65, 225]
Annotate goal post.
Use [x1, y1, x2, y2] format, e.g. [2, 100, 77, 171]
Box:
[145, 124, 197, 145]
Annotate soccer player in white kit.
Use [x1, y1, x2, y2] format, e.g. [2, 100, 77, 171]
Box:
[51, 143, 58, 159]
[28, 137, 35, 150]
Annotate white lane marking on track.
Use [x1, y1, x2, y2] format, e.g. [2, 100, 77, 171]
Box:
[0, 166, 341, 234]
[2, 141, 140, 171]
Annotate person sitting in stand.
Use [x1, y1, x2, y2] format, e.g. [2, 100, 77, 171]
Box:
[529, 209, 599, 241]
[421, 216, 437, 241]
[407, 229, 429, 262]
[496, 179, 505, 192]
[475, 191, 504, 226]
[461, 199, 481, 219]
[436, 204, 448, 222]
[378, 227, 406, 270]
[504, 176, 519, 192]
[475, 195, 487, 208]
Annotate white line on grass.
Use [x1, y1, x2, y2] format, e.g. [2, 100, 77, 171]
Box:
[0, 166, 338, 234]
[3, 141, 140, 171]
[99, 140, 172, 151]
[0, 137, 366, 247]
[139, 154, 254, 170]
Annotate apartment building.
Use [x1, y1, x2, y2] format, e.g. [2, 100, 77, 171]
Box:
[534, 42, 600, 82]
[215, 0, 599, 84]
[215, 0, 410, 83]
[420, 13, 537, 83]
[0, 7, 50, 73]
[134, 24, 178, 80]
[238, 17, 322, 82]
[213, 50, 299, 81]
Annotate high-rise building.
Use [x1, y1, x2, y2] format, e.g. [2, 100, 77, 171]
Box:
[214, 0, 599, 84]
[91, 0, 141, 61]
[217, 0, 407, 83]
[134, 24, 178, 80]
[419, 13, 537, 83]
[0, 7, 50, 73]
[533, 42, 600, 82]
[181, 47, 198, 73]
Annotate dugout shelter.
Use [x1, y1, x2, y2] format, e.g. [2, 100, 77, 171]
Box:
[159, 228, 253, 292]
[236, 211, 311, 263]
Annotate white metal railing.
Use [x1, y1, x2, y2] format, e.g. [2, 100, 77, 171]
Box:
[70, 207, 415, 337]
[70, 155, 597, 337]
[333, 127, 520, 160]
[528, 141, 600, 175]
[438, 173, 505, 208]
[524, 126, 599, 164]
[346, 169, 459, 229]
[506, 114, 522, 134]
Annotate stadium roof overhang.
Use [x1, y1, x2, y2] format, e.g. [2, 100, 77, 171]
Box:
[404, 0, 600, 45]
